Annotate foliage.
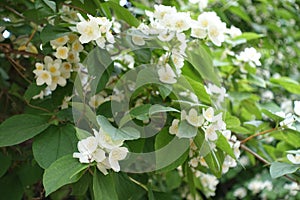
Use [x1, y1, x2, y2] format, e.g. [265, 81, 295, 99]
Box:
[0, 0, 300, 199]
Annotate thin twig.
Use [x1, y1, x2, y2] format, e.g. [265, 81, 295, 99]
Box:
[25, 28, 37, 47]
[3, 5, 24, 18]
[241, 127, 278, 144]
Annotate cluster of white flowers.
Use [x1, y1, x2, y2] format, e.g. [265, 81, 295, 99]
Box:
[73, 128, 128, 174]
[191, 11, 227, 46]
[247, 179, 273, 195]
[236, 47, 262, 67]
[233, 187, 247, 199]
[76, 14, 115, 48]
[195, 171, 219, 197]
[221, 131, 241, 174]
[33, 34, 84, 100]
[283, 182, 300, 197]
[88, 89, 125, 109]
[205, 83, 227, 108]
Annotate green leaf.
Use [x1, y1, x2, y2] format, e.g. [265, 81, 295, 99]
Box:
[155, 128, 189, 172]
[72, 102, 98, 127]
[43, 155, 89, 196]
[0, 152, 11, 178]
[270, 77, 300, 95]
[84, 47, 113, 93]
[71, 173, 91, 196]
[165, 170, 182, 190]
[204, 149, 224, 178]
[75, 127, 93, 140]
[40, 24, 70, 44]
[42, 0, 56, 12]
[0, 174, 23, 200]
[248, 74, 266, 88]
[233, 32, 264, 41]
[270, 161, 300, 179]
[177, 120, 197, 138]
[33, 124, 78, 169]
[93, 170, 118, 200]
[106, 1, 140, 27]
[216, 133, 235, 159]
[149, 104, 179, 116]
[96, 115, 140, 140]
[0, 114, 50, 147]
[225, 113, 241, 130]
[271, 129, 300, 148]
[194, 132, 211, 157]
[24, 83, 46, 102]
[186, 43, 220, 86]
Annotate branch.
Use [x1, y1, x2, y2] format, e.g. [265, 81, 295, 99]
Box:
[241, 127, 278, 144]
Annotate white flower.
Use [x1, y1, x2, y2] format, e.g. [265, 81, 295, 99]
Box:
[132, 35, 145, 46]
[36, 70, 52, 86]
[158, 64, 177, 84]
[72, 40, 84, 52]
[287, 153, 300, 164]
[60, 62, 72, 79]
[33, 63, 44, 76]
[76, 16, 101, 44]
[236, 47, 261, 67]
[157, 30, 175, 42]
[248, 180, 264, 194]
[189, 157, 199, 168]
[163, 12, 191, 32]
[55, 46, 69, 59]
[197, 12, 220, 30]
[50, 36, 69, 48]
[233, 188, 247, 199]
[186, 108, 204, 127]
[203, 107, 214, 122]
[95, 128, 124, 150]
[49, 75, 67, 91]
[227, 25, 242, 38]
[89, 94, 106, 108]
[73, 136, 106, 163]
[67, 51, 80, 63]
[205, 124, 218, 141]
[153, 5, 177, 20]
[191, 22, 207, 39]
[294, 101, 300, 116]
[169, 119, 180, 135]
[279, 113, 295, 128]
[207, 22, 226, 46]
[108, 147, 128, 172]
[61, 96, 72, 109]
[171, 53, 185, 69]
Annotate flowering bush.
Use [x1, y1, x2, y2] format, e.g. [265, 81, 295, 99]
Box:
[0, 0, 299, 199]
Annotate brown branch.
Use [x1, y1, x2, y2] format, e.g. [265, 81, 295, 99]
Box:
[241, 127, 278, 144]
[3, 5, 24, 18]
[241, 144, 299, 184]
[0, 43, 45, 60]
[25, 28, 37, 47]
[7, 57, 31, 84]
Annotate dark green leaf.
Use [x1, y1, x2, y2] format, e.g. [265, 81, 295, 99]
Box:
[106, 1, 140, 27]
[0, 114, 50, 147]
[43, 155, 89, 196]
[33, 124, 78, 169]
[0, 152, 11, 178]
[93, 170, 118, 200]
[40, 24, 70, 44]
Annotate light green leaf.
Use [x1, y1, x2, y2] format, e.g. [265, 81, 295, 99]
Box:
[33, 124, 78, 169]
[233, 32, 264, 41]
[216, 133, 235, 159]
[177, 120, 197, 138]
[271, 129, 300, 148]
[270, 77, 300, 95]
[93, 170, 118, 200]
[75, 127, 93, 140]
[96, 115, 140, 140]
[149, 105, 179, 116]
[186, 43, 220, 85]
[0, 114, 50, 147]
[270, 161, 299, 179]
[72, 102, 98, 127]
[43, 155, 89, 196]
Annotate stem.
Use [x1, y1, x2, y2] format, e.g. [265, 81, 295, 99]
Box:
[241, 127, 278, 144]
[241, 144, 299, 184]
